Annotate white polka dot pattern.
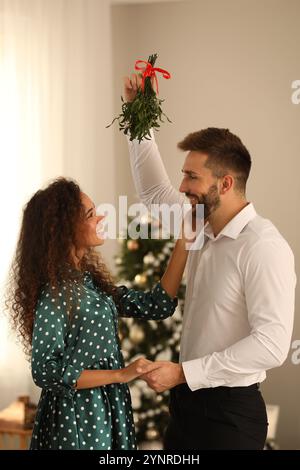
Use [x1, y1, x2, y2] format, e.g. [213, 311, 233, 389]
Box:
[30, 272, 177, 450]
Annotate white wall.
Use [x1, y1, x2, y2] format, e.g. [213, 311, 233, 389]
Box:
[61, 0, 117, 271]
[111, 0, 300, 449]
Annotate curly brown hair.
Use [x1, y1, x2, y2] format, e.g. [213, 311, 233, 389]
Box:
[5, 177, 119, 357]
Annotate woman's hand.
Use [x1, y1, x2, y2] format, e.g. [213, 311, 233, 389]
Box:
[119, 357, 159, 384]
[178, 207, 198, 251]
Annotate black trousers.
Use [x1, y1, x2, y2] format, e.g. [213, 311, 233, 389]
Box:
[163, 383, 268, 450]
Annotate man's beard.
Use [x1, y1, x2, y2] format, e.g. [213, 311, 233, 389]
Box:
[187, 184, 221, 219]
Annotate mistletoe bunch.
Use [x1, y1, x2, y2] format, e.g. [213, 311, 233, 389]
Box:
[107, 54, 171, 143]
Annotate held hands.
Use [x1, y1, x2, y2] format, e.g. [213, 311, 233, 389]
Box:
[120, 358, 186, 392]
[138, 361, 186, 393]
[120, 357, 161, 384]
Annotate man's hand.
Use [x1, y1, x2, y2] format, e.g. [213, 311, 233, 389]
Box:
[123, 73, 155, 103]
[137, 361, 186, 392]
[123, 74, 142, 103]
[120, 357, 155, 384]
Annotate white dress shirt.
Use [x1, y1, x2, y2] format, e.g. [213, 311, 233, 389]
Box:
[127, 131, 296, 391]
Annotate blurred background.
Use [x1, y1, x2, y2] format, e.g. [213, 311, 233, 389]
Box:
[0, 0, 299, 449]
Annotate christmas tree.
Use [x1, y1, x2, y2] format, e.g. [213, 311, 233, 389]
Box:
[115, 215, 186, 446]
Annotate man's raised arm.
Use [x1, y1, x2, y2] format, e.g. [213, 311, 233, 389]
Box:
[124, 74, 185, 210]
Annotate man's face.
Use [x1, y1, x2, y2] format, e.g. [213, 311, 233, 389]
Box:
[179, 151, 221, 218]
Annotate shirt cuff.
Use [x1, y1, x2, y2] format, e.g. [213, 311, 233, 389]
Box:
[126, 128, 155, 144]
[182, 358, 211, 391]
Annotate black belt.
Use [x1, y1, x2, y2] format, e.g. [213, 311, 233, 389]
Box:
[217, 383, 260, 391]
[174, 382, 260, 394]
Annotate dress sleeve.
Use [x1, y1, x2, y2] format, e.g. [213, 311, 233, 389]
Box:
[31, 286, 84, 398]
[116, 282, 178, 320]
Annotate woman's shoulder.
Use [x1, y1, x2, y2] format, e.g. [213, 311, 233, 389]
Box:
[36, 279, 74, 313]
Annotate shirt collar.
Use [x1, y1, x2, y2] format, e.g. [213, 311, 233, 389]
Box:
[204, 202, 257, 241]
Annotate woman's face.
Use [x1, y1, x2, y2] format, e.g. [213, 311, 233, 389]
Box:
[76, 192, 106, 249]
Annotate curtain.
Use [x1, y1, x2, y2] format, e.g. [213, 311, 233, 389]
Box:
[0, 0, 67, 408]
[0, 0, 115, 409]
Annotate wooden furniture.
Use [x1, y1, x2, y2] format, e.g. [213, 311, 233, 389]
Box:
[0, 396, 35, 450]
[0, 420, 32, 450]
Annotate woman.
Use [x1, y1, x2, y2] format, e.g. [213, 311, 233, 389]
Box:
[6, 177, 190, 450]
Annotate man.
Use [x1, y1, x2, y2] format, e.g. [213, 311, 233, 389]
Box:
[123, 74, 296, 450]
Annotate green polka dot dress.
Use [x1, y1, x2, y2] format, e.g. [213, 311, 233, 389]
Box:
[30, 272, 177, 450]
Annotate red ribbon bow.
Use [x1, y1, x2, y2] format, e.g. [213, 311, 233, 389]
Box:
[134, 60, 171, 94]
